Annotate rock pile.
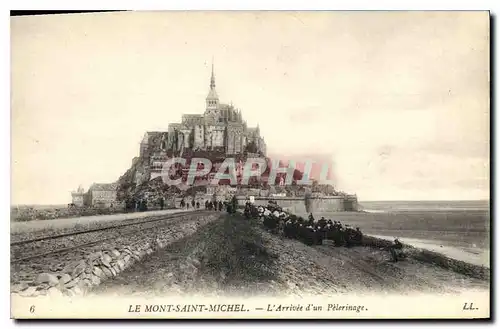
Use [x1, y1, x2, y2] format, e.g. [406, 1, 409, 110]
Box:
[11, 213, 220, 298]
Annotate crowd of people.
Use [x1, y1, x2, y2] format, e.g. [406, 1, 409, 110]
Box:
[205, 200, 225, 211]
[179, 195, 239, 213]
[244, 201, 363, 247]
[244, 201, 406, 261]
[240, 201, 405, 262]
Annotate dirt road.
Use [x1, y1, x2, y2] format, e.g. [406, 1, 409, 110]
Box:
[91, 213, 489, 298]
[11, 209, 196, 235]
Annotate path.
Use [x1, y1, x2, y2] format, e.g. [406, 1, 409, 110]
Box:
[89, 214, 489, 298]
[11, 209, 196, 234]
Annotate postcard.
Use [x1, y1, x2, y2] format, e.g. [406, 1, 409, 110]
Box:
[10, 10, 490, 319]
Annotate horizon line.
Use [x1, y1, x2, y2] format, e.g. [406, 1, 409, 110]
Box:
[11, 199, 490, 207]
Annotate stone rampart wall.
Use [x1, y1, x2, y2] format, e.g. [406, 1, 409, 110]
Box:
[11, 213, 221, 298]
[236, 196, 358, 213]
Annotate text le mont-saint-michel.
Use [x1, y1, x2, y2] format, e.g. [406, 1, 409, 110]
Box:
[128, 303, 367, 313]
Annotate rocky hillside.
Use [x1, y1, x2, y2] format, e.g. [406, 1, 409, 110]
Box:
[115, 151, 340, 204]
[116, 158, 144, 201]
[116, 159, 174, 202]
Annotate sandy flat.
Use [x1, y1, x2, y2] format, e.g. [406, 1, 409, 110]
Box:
[371, 234, 490, 268]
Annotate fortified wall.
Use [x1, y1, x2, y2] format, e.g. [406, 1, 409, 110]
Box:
[236, 195, 358, 213]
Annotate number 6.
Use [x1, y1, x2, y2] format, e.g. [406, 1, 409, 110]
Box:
[30, 305, 35, 313]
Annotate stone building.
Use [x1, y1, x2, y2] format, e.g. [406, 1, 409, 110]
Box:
[71, 185, 85, 207]
[85, 183, 118, 208]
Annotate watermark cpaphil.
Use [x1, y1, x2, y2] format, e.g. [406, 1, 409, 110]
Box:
[158, 156, 335, 187]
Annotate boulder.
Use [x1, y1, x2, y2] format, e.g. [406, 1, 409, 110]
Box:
[59, 273, 72, 285]
[37, 289, 48, 296]
[63, 260, 84, 274]
[117, 259, 125, 271]
[90, 275, 101, 286]
[92, 266, 107, 280]
[101, 254, 113, 267]
[101, 260, 112, 269]
[35, 273, 59, 287]
[49, 264, 60, 272]
[64, 278, 80, 289]
[71, 262, 87, 277]
[110, 249, 121, 258]
[77, 279, 91, 292]
[79, 273, 91, 281]
[11, 282, 29, 293]
[101, 266, 113, 278]
[89, 251, 102, 261]
[36, 283, 51, 291]
[19, 286, 37, 297]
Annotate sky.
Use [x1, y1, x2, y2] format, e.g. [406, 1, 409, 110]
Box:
[11, 11, 490, 204]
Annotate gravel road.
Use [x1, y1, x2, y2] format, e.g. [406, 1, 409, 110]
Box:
[90, 213, 489, 298]
[10, 212, 218, 286]
[11, 209, 196, 238]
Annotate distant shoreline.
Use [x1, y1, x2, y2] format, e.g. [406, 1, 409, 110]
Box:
[12, 199, 490, 208]
[358, 200, 489, 213]
[361, 208, 490, 213]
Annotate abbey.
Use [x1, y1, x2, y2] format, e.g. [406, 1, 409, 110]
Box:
[137, 63, 267, 182]
[140, 64, 266, 155]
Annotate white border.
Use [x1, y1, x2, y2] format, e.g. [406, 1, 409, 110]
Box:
[3, 1, 497, 328]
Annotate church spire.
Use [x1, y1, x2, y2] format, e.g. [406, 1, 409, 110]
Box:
[210, 57, 215, 89]
[206, 57, 219, 112]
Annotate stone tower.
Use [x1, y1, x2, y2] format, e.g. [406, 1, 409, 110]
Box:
[205, 60, 219, 115]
